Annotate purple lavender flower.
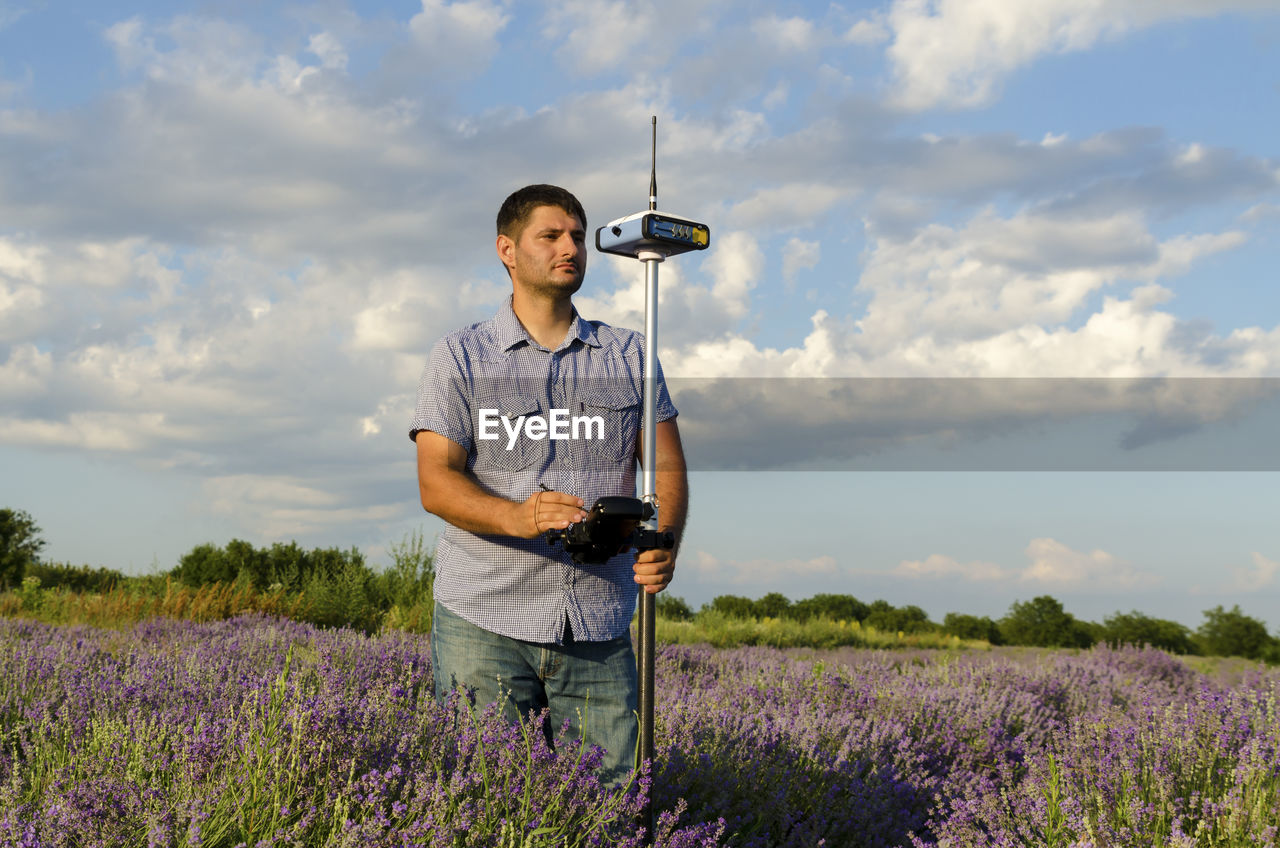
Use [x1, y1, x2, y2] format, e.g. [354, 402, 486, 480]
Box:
[2, 617, 1277, 847]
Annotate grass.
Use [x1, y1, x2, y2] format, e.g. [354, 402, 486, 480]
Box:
[0, 531, 438, 636]
[1, 579, 995, 652]
[655, 609, 991, 651]
[0, 577, 311, 630]
[1, 581, 987, 652]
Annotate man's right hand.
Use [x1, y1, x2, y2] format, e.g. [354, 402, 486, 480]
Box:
[512, 489, 587, 539]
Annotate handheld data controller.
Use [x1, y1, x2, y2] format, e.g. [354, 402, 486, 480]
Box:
[545, 496, 675, 565]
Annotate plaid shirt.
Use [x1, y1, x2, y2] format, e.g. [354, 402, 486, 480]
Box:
[409, 297, 677, 644]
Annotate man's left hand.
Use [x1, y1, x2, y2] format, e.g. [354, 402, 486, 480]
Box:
[633, 547, 675, 594]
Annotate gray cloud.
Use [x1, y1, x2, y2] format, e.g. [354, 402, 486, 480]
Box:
[670, 378, 1280, 471]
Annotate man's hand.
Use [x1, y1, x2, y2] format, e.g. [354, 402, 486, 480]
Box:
[513, 489, 587, 539]
[633, 547, 675, 594]
[418, 430, 588, 538]
[631, 417, 686, 595]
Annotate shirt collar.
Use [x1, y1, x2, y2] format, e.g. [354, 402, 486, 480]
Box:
[494, 296, 601, 352]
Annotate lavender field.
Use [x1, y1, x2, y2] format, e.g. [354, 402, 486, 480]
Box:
[1, 615, 1277, 847]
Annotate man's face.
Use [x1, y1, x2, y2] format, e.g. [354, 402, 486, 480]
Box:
[500, 204, 587, 298]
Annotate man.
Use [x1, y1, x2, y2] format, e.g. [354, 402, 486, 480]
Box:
[409, 184, 688, 787]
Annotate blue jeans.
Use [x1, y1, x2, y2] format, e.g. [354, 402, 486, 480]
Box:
[430, 601, 639, 788]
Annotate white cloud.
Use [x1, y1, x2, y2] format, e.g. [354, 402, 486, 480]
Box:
[728, 183, 848, 230]
[883, 0, 1277, 110]
[1228, 552, 1280, 593]
[7, 21, 455, 261]
[307, 32, 348, 71]
[1240, 203, 1280, 223]
[106, 15, 265, 84]
[1145, 232, 1249, 281]
[781, 237, 820, 289]
[103, 17, 151, 70]
[0, 3, 28, 30]
[664, 307, 844, 378]
[896, 538, 1160, 590]
[360, 393, 415, 438]
[845, 17, 890, 46]
[408, 0, 509, 74]
[206, 474, 341, 509]
[0, 235, 185, 346]
[544, 0, 724, 76]
[203, 474, 402, 539]
[665, 202, 1266, 381]
[896, 554, 1008, 581]
[852, 209, 1244, 357]
[0, 411, 185, 452]
[752, 15, 824, 54]
[549, 1, 650, 75]
[761, 82, 789, 110]
[702, 231, 763, 321]
[0, 237, 402, 450]
[1021, 537, 1159, 589]
[0, 344, 51, 400]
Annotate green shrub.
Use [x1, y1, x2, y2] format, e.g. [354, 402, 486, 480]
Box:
[786, 593, 869, 624]
[656, 609, 981, 651]
[1100, 610, 1197, 655]
[173, 539, 366, 593]
[656, 594, 695, 621]
[943, 612, 1004, 645]
[752, 592, 791, 619]
[165, 535, 431, 635]
[705, 595, 756, 620]
[865, 600, 935, 634]
[301, 558, 382, 634]
[172, 539, 251, 587]
[1196, 605, 1275, 660]
[0, 508, 44, 590]
[377, 530, 435, 633]
[25, 561, 124, 593]
[999, 595, 1094, 649]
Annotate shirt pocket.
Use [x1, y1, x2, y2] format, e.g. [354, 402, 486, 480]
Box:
[475, 394, 547, 473]
[579, 387, 642, 463]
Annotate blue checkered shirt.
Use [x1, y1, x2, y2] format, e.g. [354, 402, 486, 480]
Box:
[409, 297, 677, 644]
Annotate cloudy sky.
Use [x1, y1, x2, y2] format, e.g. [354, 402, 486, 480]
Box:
[3, 0, 1279, 630]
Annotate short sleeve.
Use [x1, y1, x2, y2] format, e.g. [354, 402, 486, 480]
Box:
[653, 353, 678, 423]
[408, 338, 474, 452]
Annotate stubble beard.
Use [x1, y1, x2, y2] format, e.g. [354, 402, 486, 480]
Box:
[515, 256, 584, 301]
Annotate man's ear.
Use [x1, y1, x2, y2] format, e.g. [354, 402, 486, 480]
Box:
[496, 234, 516, 271]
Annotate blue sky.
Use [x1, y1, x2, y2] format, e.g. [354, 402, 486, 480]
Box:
[3, 0, 1280, 631]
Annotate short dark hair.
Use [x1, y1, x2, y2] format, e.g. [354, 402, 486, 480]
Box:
[496, 185, 587, 240]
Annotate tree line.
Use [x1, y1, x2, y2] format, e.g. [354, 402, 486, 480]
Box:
[658, 591, 1280, 662]
[4, 506, 1278, 660]
[1, 508, 433, 634]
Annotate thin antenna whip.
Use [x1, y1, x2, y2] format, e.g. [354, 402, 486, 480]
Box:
[649, 116, 657, 211]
